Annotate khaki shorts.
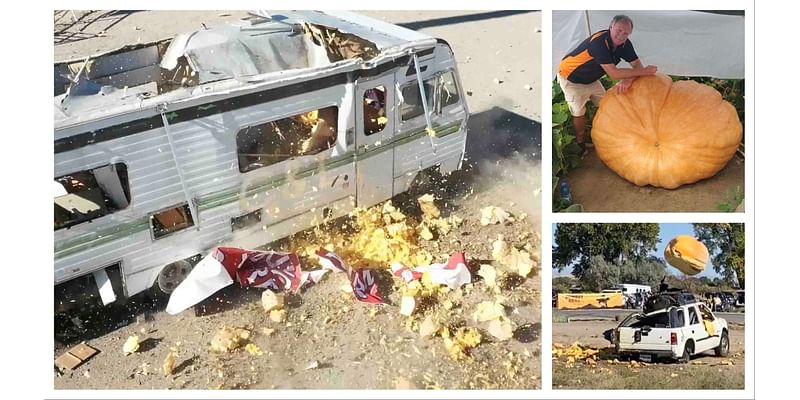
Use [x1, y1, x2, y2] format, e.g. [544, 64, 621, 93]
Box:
[557, 74, 606, 117]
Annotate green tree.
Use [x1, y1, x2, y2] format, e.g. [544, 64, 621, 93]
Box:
[618, 255, 668, 289]
[552, 276, 578, 293]
[578, 255, 667, 292]
[693, 223, 745, 288]
[579, 256, 619, 292]
[553, 223, 660, 281]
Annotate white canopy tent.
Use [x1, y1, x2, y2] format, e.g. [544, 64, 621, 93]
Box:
[552, 10, 744, 79]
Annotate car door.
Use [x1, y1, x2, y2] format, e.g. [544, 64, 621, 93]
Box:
[696, 303, 722, 353]
[354, 75, 395, 208]
[686, 305, 712, 354]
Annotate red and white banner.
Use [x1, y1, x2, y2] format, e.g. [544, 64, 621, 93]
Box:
[317, 248, 385, 304]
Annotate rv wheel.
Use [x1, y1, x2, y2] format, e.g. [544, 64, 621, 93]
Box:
[157, 260, 192, 294]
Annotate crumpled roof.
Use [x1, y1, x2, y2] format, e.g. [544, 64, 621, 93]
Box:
[161, 20, 331, 83]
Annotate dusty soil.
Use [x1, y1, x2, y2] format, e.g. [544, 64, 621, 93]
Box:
[564, 148, 745, 212]
[552, 320, 745, 389]
[53, 10, 542, 390]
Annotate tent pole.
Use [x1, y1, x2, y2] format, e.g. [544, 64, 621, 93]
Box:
[584, 10, 592, 36]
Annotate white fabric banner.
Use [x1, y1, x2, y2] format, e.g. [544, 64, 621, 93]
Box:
[552, 11, 744, 79]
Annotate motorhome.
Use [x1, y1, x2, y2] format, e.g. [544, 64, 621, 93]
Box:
[617, 283, 652, 296]
[54, 11, 469, 309]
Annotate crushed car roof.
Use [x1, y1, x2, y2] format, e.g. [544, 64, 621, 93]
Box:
[54, 11, 436, 128]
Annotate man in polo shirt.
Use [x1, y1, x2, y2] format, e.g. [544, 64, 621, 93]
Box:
[557, 15, 658, 155]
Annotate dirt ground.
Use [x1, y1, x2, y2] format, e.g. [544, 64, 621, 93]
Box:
[564, 148, 745, 212]
[552, 319, 745, 389]
[53, 10, 542, 390]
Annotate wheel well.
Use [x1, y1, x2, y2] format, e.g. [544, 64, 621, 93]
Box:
[684, 339, 695, 354]
[150, 253, 202, 291]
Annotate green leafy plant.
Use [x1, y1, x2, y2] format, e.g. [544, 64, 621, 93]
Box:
[716, 186, 744, 212]
[552, 80, 583, 212]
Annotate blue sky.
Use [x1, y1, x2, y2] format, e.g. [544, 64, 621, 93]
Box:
[552, 223, 722, 279]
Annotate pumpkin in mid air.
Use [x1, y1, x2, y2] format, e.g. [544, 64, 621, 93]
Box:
[664, 235, 708, 275]
[591, 74, 742, 189]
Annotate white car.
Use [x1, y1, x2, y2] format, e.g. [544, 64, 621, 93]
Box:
[604, 291, 730, 363]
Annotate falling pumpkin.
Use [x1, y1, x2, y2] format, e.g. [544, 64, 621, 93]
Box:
[592, 74, 742, 189]
[664, 235, 708, 275]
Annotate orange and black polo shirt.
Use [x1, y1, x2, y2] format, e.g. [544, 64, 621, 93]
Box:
[559, 29, 639, 84]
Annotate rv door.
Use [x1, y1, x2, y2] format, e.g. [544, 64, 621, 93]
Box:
[355, 75, 395, 208]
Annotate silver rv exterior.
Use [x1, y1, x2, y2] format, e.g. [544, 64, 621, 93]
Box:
[54, 11, 469, 307]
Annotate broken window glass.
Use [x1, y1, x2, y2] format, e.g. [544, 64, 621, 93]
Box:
[363, 86, 387, 135]
[54, 163, 130, 230]
[151, 204, 194, 239]
[624, 311, 671, 329]
[400, 80, 435, 122]
[439, 71, 461, 109]
[236, 106, 338, 173]
[231, 209, 262, 232]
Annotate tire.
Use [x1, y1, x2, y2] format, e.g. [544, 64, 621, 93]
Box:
[156, 259, 193, 294]
[678, 340, 693, 363]
[715, 330, 730, 357]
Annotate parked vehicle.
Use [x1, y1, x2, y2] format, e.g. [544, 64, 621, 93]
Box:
[603, 291, 729, 363]
[704, 291, 734, 312]
[54, 11, 469, 310]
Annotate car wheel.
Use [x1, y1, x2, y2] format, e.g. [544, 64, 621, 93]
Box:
[679, 341, 693, 363]
[157, 259, 193, 294]
[715, 330, 730, 357]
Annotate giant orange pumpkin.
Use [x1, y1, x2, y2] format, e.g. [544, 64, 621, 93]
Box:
[664, 235, 708, 275]
[591, 74, 742, 189]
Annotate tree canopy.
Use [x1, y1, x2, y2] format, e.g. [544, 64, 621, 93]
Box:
[552, 223, 661, 280]
[693, 223, 745, 288]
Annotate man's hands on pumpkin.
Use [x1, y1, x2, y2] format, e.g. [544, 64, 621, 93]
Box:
[616, 78, 634, 94]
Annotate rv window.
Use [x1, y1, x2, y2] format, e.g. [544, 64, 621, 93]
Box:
[54, 163, 130, 231]
[151, 204, 194, 239]
[236, 106, 339, 173]
[400, 80, 435, 121]
[231, 209, 262, 232]
[363, 86, 387, 135]
[439, 71, 461, 109]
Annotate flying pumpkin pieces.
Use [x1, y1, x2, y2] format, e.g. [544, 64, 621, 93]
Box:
[491, 235, 510, 260]
[123, 335, 140, 355]
[477, 264, 498, 287]
[419, 315, 440, 338]
[269, 309, 287, 322]
[491, 235, 536, 277]
[443, 327, 482, 361]
[487, 316, 514, 341]
[426, 127, 436, 137]
[163, 350, 176, 376]
[419, 224, 434, 241]
[399, 295, 417, 317]
[473, 300, 506, 322]
[210, 327, 251, 353]
[261, 290, 284, 313]
[670, 372, 679, 378]
[417, 194, 441, 218]
[245, 343, 263, 356]
[480, 206, 510, 226]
